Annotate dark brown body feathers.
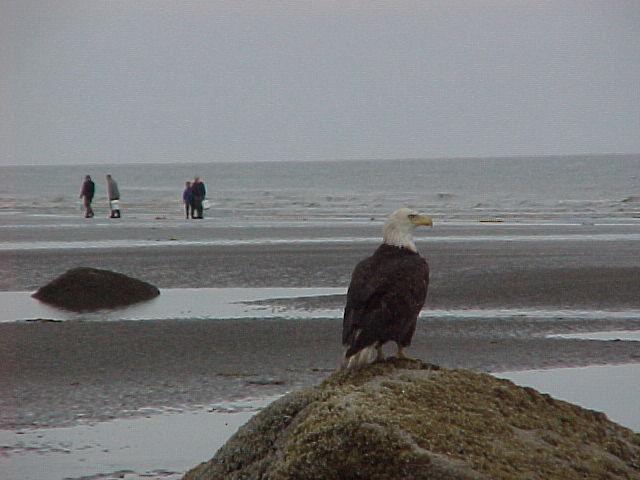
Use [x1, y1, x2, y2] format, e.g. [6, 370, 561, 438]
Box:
[342, 244, 429, 358]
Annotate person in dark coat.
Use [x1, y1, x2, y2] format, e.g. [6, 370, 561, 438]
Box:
[79, 175, 95, 218]
[106, 174, 121, 218]
[191, 176, 206, 219]
[182, 181, 193, 219]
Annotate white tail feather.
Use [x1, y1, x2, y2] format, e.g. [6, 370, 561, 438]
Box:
[345, 345, 377, 370]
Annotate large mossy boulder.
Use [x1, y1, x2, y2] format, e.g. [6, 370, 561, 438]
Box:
[184, 359, 640, 480]
[32, 267, 160, 311]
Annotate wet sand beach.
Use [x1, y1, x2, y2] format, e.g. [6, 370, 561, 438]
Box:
[2, 316, 640, 431]
[3, 222, 640, 306]
[1, 222, 639, 431]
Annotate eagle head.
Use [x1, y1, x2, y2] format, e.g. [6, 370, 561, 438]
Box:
[382, 207, 433, 252]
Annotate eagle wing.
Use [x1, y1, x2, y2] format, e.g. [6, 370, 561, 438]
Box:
[342, 256, 382, 345]
[342, 249, 429, 356]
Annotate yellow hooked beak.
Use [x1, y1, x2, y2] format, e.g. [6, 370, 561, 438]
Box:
[411, 214, 433, 227]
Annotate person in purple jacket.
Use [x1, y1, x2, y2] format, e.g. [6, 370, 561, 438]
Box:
[182, 181, 193, 219]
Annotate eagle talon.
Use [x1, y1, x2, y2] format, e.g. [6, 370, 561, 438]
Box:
[396, 347, 414, 361]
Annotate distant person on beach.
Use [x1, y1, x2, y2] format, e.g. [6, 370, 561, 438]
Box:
[79, 175, 95, 218]
[106, 174, 121, 218]
[182, 181, 193, 219]
[191, 176, 206, 219]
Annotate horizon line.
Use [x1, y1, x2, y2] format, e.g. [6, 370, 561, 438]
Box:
[1, 151, 638, 168]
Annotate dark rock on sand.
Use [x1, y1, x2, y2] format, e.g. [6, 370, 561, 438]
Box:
[183, 359, 640, 480]
[32, 267, 160, 312]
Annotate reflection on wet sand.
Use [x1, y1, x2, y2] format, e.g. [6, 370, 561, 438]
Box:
[497, 363, 640, 432]
[0, 397, 277, 480]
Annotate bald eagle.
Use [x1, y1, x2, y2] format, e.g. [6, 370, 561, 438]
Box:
[342, 208, 432, 369]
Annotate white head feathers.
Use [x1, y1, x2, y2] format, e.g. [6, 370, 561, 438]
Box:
[382, 208, 433, 252]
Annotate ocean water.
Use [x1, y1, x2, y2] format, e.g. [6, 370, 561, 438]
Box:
[1, 154, 639, 225]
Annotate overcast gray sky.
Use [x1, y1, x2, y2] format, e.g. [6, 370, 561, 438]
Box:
[1, 0, 639, 165]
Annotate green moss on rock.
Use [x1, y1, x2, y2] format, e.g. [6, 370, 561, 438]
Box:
[183, 359, 640, 480]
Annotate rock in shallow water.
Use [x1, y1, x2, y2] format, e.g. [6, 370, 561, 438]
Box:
[32, 267, 160, 312]
[183, 359, 640, 480]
